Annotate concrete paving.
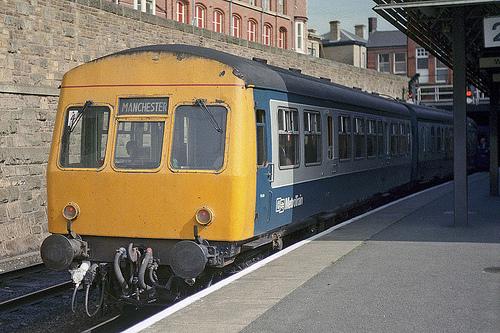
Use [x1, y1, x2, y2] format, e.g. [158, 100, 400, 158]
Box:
[142, 173, 500, 333]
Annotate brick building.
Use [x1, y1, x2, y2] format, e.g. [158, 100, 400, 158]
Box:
[366, 18, 408, 76]
[112, 0, 308, 53]
[366, 17, 453, 104]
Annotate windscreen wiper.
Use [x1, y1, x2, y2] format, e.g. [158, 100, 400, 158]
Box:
[195, 99, 222, 133]
[69, 100, 93, 133]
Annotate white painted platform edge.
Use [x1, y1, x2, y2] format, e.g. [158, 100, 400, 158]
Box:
[123, 177, 461, 333]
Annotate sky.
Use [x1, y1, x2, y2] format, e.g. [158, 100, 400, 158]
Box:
[307, 0, 396, 38]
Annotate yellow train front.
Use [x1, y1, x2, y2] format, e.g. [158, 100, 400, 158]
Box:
[41, 45, 261, 303]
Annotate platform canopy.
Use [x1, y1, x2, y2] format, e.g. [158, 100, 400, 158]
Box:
[373, 0, 500, 94]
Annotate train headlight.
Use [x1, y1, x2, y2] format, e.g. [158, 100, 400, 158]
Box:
[62, 202, 80, 220]
[195, 207, 213, 226]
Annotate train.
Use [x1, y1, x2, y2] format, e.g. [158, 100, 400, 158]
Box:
[40, 44, 477, 310]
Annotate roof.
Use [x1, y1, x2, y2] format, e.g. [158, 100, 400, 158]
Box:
[105, 44, 405, 114]
[367, 30, 407, 48]
[87, 44, 463, 120]
[373, 0, 499, 92]
[321, 30, 367, 47]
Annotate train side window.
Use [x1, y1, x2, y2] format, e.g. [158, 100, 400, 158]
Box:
[256, 109, 267, 166]
[390, 122, 399, 156]
[398, 123, 405, 155]
[430, 126, 436, 152]
[406, 123, 411, 155]
[367, 119, 377, 158]
[448, 128, 454, 155]
[419, 126, 425, 155]
[278, 108, 299, 168]
[354, 118, 366, 159]
[445, 127, 452, 156]
[171, 105, 227, 170]
[377, 120, 383, 156]
[437, 127, 442, 152]
[304, 111, 322, 165]
[441, 127, 447, 152]
[338, 115, 352, 160]
[327, 115, 334, 159]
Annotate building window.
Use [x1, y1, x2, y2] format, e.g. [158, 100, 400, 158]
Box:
[248, 19, 257, 42]
[295, 21, 304, 53]
[378, 53, 390, 73]
[249, 0, 256, 5]
[394, 52, 407, 74]
[232, 14, 241, 38]
[354, 118, 366, 159]
[194, 4, 206, 29]
[263, 24, 272, 46]
[277, 0, 285, 14]
[304, 111, 322, 165]
[213, 9, 224, 33]
[308, 47, 316, 57]
[436, 59, 448, 83]
[338, 115, 352, 160]
[176, 1, 186, 23]
[278, 108, 299, 168]
[262, 0, 270, 11]
[278, 27, 287, 49]
[416, 48, 429, 83]
[134, 0, 155, 14]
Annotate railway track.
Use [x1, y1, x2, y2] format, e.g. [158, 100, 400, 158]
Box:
[0, 280, 73, 312]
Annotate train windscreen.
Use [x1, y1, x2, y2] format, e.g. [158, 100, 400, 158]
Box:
[59, 104, 110, 168]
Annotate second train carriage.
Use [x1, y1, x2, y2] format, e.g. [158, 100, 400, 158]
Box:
[40, 45, 476, 305]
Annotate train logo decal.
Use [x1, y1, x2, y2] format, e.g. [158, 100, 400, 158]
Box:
[275, 195, 304, 214]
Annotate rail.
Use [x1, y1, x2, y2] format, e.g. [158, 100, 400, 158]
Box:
[416, 84, 489, 105]
[0, 280, 73, 312]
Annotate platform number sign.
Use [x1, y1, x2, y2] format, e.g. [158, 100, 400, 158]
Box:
[484, 16, 500, 48]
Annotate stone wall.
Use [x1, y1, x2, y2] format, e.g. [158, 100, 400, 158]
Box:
[0, 0, 408, 266]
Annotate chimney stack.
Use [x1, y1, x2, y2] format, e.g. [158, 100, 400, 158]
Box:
[368, 17, 377, 34]
[354, 24, 365, 39]
[329, 20, 340, 41]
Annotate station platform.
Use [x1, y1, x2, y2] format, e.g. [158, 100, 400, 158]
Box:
[127, 173, 500, 333]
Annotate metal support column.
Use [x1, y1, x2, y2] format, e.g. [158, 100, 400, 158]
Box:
[490, 83, 499, 196]
[452, 8, 468, 226]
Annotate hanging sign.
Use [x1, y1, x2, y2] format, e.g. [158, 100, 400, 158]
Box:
[484, 16, 500, 48]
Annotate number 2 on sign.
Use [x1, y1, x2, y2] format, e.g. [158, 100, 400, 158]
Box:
[494, 22, 500, 42]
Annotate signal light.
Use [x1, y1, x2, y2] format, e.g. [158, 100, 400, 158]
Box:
[195, 207, 213, 225]
[62, 202, 79, 220]
[466, 90, 473, 97]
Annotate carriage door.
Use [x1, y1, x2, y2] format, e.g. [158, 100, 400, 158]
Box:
[326, 111, 338, 175]
[255, 109, 272, 229]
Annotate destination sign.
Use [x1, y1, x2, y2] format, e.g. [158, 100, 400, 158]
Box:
[118, 97, 169, 115]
